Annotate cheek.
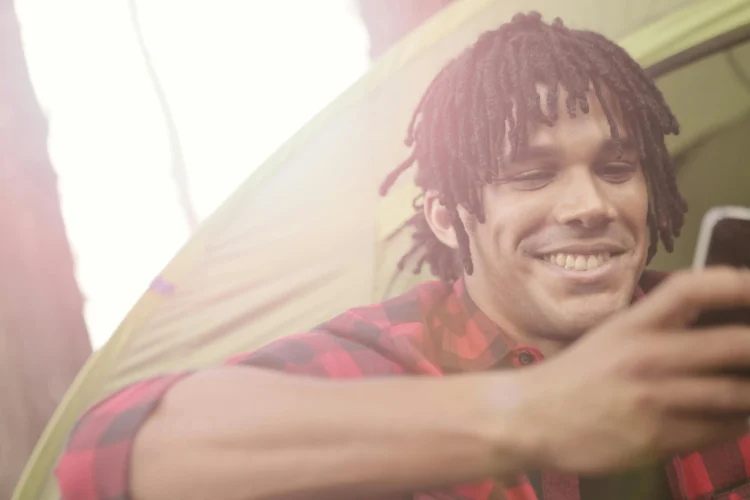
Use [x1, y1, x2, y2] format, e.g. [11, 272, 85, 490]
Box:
[479, 188, 553, 254]
[614, 177, 650, 244]
[629, 177, 650, 226]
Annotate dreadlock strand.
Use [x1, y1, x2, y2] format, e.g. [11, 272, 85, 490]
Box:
[647, 208, 659, 261]
[386, 212, 423, 242]
[451, 209, 473, 275]
[538, 33, 563, 122]
[405, 65, 452, 146]
[455, 81, 473, 175]
[579, 31, 678, 134]
[639, 111, 675, 239]
[517, 36, 555, 129]
[379, 152, 416, 196]
[590, 78, 623, 154]
[497, 45, 524, 159]
[470, 51, 493, 175]
[553, 29, 593, 117]
[481, 38, 504, 174]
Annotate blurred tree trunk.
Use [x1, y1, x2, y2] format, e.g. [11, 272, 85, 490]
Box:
[0, 0, 92, 497]
[129, 0, 198, 232]
[357, 0, 456, 60]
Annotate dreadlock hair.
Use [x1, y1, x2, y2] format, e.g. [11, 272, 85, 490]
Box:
[379, 11, 687, 284]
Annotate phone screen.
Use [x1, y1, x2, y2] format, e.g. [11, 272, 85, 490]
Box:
[692, 215, 750, 327]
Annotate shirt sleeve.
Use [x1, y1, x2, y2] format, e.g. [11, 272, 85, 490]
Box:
[55, 372, 192, 500]
[55, 329, 406, 500]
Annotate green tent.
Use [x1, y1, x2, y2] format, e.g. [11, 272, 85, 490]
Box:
[13, 0, 750, 498]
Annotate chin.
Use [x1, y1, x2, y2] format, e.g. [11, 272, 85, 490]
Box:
[535, 312, 611, 341]
[539, 293, 632, 339]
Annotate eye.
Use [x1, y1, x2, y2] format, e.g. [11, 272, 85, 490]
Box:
[597, 163, 637, 183]
[507, 169, 556, 191]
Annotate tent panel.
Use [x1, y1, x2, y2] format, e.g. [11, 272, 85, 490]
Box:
[104, 98, 386, 395]
[662, 42, 750, 156]
[620, 0, 750, 68]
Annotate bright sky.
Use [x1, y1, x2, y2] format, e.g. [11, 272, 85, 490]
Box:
[16, 0, 370, 348]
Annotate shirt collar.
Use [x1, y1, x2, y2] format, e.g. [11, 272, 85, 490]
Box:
[438, 277, 647, 373]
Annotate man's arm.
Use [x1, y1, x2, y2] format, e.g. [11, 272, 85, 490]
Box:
[56, 331, 535, 500]
[128, 367, 528, 500]
[55, 372, 193, 500]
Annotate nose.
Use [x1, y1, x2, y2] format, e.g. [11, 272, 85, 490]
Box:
[554, 169, 616, 229]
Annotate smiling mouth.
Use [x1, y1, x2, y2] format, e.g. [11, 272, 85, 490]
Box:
[535, 252, 624, 272]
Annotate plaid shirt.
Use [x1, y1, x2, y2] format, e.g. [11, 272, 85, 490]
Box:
[56, 271, 750, 500]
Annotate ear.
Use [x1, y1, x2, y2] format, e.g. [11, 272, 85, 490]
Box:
[423, 190, 459, 249]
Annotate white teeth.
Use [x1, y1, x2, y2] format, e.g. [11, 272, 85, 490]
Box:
[565, 255, 575, 269]
[541, 252, 612, 271]
[574, 256, 587, 270]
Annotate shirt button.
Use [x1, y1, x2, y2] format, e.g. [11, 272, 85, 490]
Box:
[518, 350, 535, 365]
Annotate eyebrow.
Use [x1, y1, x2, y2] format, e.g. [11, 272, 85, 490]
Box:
[598, 137, 637, 158]
[505, 137, 638, 164]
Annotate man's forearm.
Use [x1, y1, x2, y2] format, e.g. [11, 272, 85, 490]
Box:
[130, 366, 536, 500]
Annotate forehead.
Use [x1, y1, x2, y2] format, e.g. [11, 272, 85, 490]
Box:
[519, 82, 630, 150]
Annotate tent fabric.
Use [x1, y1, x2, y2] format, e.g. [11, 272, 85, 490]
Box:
[13, 0, 750, 498]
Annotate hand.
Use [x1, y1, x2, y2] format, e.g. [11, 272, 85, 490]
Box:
[518, 267, 750, 475]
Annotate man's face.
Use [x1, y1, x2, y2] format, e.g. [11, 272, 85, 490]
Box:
[462, 86, 650, 341]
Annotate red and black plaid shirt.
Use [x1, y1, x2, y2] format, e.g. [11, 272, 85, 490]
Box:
[56, 271, 750, 500]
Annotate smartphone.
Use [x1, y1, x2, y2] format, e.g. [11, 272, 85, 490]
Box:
[691, 206, 750, 327]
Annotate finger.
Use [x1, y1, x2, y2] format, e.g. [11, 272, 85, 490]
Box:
[629, 267, 750, 329]
[636, 327, 750, 375]
[644, 376, 750, 415]
[655, 416, 749, 458]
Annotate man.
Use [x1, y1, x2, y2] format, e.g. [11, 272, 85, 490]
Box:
[57, 12, 750, 500]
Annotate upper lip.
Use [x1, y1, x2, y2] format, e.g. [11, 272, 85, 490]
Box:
[530, 242, 628, 257]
